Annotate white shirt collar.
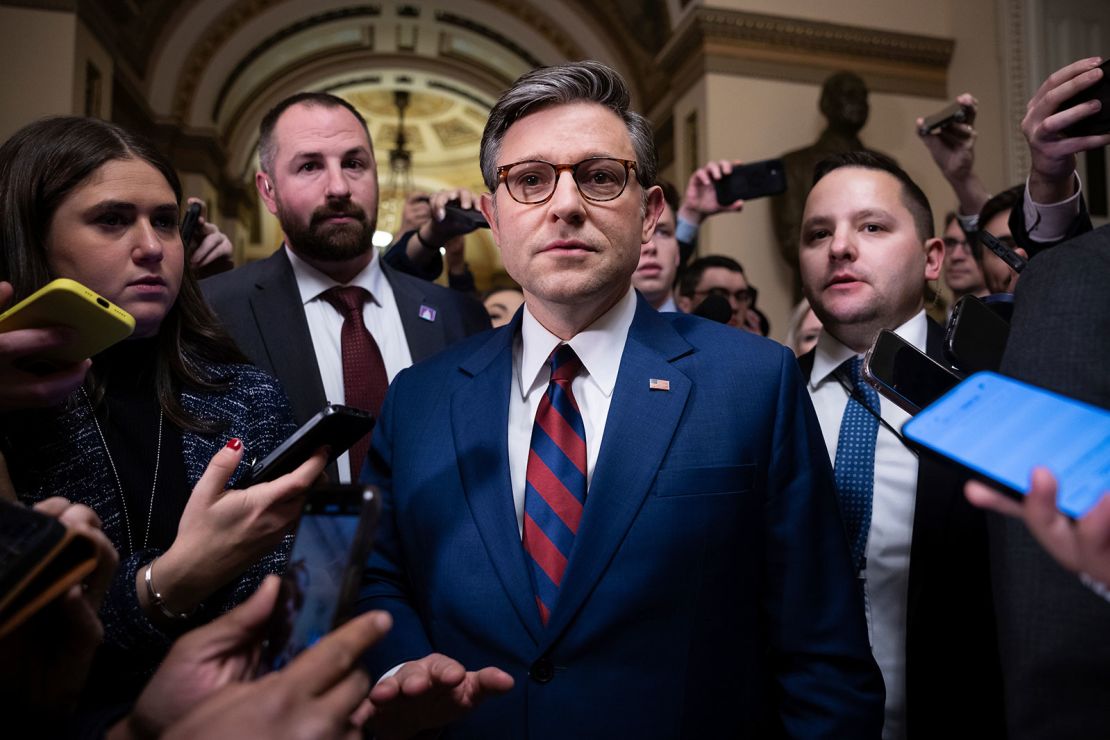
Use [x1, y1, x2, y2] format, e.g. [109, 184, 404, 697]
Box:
[810, 309, 928, 389]
[285, 244, 384, 307]
[656, 295, 678, 313]
[518, 287, 637, 401]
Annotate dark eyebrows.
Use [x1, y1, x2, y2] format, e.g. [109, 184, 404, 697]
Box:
[87, 200, 179, 212]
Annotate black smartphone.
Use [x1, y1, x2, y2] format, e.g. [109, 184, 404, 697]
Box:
[714, 159, 787, 205]
[978, 230, 1028, 274]
[862, 329, 963, 415]
[443, 200, 489, 230]
[945, 294, 1011, 374]
[1061, 58, 1110, 138]
[244, 405, 375, 486]
[917, 102, 973, 136]
[180, 202, 202, 251]
[902, 372, 1110, 519]
[258, 485, 381, 673]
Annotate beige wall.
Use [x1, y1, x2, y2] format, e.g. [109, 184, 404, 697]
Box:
[0, 7, 77, 142]
[684, 0, 1011, 339]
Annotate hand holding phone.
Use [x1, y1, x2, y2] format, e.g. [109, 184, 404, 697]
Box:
[0, 279, 135, 368]
[1023, 57, 1110, 204]
[244, 405, 375, 486]
[903, 372, 1110, 519]
[1060, 58, 1110, 138]
[944, 294, 1011, 374]
[258, 485, 380, 673]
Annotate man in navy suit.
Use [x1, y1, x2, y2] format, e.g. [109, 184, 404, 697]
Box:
[359, 61, 883, 739]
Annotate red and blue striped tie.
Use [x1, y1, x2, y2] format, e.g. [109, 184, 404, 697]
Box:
[524, 344, 587, 624]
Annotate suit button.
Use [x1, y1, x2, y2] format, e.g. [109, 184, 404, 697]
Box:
[529, 657, 554, 683]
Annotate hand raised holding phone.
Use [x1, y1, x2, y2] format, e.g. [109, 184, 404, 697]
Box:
[135, 439, 328, 625]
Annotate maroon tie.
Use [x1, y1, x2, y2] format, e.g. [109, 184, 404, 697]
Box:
[320, 286, 388, 480]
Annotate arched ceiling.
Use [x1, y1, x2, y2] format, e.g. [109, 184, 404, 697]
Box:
[79, 0, 673, 189]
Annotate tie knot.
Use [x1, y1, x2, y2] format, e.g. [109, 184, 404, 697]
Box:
[549, 344, 582, 383]
[840, 354, 879, 412]
[322, 285, 371, 318]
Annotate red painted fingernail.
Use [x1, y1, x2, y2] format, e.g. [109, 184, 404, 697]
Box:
[226, 438, 243, 451]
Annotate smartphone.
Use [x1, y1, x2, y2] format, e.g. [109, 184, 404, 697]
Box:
[863, 329, 963, 415]
[978, 229, 1028, 274]
[258, 485, 380, 673]
[902, 372, 1110, 519]
[0, 278, 135, 370]
[945, 294, 1011, 374]
[180, 202, 202, 251]
[1061, 58, 1110, 138]
[0, 501, 100, 639]
[443, 201, 489, 230]
[244, 405, 375, 485]
[917, 102, 973, 136]
[714, 159, 787, 205]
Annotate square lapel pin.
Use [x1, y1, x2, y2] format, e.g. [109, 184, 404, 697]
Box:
[649, 378, 670, 391]
[418, 304, 437, 322]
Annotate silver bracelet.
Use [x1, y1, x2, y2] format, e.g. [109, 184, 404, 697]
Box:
[144, 557, 196, 620]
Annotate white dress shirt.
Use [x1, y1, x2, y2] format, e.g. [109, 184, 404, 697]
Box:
[286, 245, 413, 483]
[807, 311, 925, 740]
[656, 295, 678, 313]
[507, 287, 637, 535]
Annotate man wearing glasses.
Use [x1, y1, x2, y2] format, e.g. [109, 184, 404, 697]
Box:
[676, 254, 759, 331]
[358, 61, 883, 739]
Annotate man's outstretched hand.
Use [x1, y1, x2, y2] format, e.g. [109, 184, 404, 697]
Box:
[368, 653, 514, 740]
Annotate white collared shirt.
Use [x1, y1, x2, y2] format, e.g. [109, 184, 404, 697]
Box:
[506, 287, 637, 535]
[807, 310, 925, 740]
[286, 245, 413, 482]
[656, 295, 678, 313]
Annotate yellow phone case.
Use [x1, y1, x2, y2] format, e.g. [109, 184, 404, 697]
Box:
[0, 278, 135, 365]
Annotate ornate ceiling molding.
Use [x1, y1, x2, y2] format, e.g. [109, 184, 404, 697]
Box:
[657, 7, 954, 98]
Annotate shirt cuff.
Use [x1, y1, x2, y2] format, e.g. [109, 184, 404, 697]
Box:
[1023, 172, 1082, 243]
[1080, 572, 1110, 603]
[956, 212, 979, 234]
[675, 217, 699, 245]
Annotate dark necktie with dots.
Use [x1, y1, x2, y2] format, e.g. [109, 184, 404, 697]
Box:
[833, 355, 881, 573]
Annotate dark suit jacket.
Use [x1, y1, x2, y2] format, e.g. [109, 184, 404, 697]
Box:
[201, 246, 490, 427]
[359, 299, 885, 739]
[991, 222, 1110, 739]
[798, 318, 1005, 739]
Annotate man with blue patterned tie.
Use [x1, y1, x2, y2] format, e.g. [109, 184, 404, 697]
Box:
[796, 151, 1004, 740]
[358, 62, 883, 739]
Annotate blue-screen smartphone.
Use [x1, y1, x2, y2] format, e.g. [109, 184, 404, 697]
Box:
[258, 485, 380, 673]
[902, 372, 1110, 519]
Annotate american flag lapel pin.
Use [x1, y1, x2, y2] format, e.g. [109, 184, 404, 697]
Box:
[418, 304, 437, 322]
[649, 378, 670, 391]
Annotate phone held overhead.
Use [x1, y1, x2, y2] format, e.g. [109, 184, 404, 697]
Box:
[903, 372, 1110, 519]
[916, 102, 974, 137]
[714, 159, 787, 205]
[1059, 58, 1110, 137]
[0, 278, 135, 371]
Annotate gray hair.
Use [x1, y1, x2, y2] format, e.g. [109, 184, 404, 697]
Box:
[479, 60, 656, 194]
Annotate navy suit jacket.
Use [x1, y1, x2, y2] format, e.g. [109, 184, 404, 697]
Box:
[359, 298, 884, 739]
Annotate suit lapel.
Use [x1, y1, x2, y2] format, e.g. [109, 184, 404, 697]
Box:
[451, 316, 544, 644]
[542, 303, 693, 644]
[384, 263, 448, 363]
[246, 250, 328, 426]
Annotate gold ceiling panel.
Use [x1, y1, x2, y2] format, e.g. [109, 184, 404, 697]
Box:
[347, 89, 455, 119]
[432, 118, 481, 148]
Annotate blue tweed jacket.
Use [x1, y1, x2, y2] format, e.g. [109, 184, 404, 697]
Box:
[3, 360, 296, 673]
